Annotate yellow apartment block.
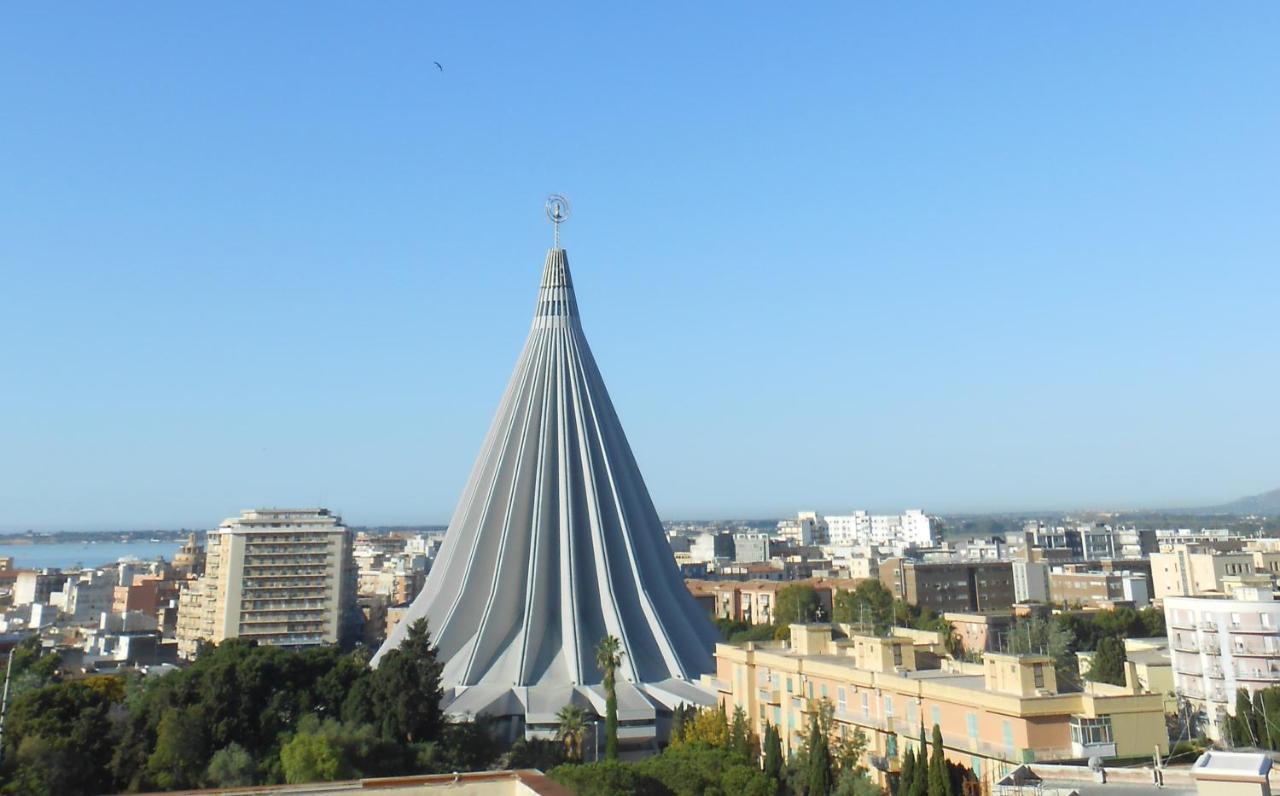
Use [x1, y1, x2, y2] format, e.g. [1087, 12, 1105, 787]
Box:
[712, 624, 1168, 788]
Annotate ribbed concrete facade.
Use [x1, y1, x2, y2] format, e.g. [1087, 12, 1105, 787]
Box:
[375, 247, 717, 739]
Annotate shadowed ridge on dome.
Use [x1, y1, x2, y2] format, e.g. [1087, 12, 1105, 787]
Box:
[374, 246, 718, 730]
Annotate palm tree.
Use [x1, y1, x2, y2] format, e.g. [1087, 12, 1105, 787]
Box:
[555, 704, 589, 761]
[595, 634, 623, 761]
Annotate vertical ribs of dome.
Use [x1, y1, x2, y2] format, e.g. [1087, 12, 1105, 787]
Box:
[374, 246, 717, 728]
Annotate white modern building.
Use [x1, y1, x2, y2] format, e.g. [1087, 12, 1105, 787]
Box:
[777, 511, 828, 546]
[822, 509, 933, 548]
[1165, 590, 1280, 741]
[176, 508, 358, 658]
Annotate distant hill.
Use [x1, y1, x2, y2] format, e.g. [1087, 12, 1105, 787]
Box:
[1193, 486, 1280, 516]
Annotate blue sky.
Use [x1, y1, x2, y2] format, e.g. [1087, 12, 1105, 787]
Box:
[2, 4, 1277, 531]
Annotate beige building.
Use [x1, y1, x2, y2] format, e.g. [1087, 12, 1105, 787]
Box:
[176, 508, 357, 658]
[712, 624, 1168, 790]
[1151, 545, 1256, 600]
[1077, 637, 1176, 713]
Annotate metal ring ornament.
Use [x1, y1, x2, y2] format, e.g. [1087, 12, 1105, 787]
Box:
[545, 194, 571, 225]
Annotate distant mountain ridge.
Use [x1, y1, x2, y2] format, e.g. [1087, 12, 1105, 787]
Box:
[1194, 486, 1280, 516]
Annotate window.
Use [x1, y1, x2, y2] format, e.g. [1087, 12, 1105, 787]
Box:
[862, 693, 869, 718]
[893, 645, 903, 667]
[1070, 716, 1114, 746]
[786, 678, 792, 694]
[838, 687, 847, 712]
[931, 705, 941, 727]
[1034, 665, 1045, 689]
[1002, 720, 1014, 751]
[966, 713, 978, 738]
[885, 696, 894, 720]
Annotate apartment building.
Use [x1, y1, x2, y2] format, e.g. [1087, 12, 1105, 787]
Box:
[1049, 568, 1151, 609]
[878, 558, 1015, 614]
[176, 508, 358, 658]
[1165, 590, 1280, 740]
[689, 531, 736, 563]
[777, 512, 828, 546]
[713, 624, 1168, 790]
[1012, 561, 1050, 602]
[1151, 545, 1257, 600]
[692, 577, 863, 626]
[733, 533, 772, 563]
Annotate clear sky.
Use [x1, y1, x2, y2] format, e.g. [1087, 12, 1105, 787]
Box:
[2, 4, 1278, 531]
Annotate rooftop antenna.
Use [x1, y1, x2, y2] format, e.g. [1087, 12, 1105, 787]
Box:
[545, 194, 570, 249]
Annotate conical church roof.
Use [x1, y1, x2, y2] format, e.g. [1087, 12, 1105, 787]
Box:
[375, 245, 718, 725]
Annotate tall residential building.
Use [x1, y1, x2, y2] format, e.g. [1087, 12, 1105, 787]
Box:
[1165, 590, 1280, 740]
[176, 508, 357, 659]
[373, 230, 718, 744]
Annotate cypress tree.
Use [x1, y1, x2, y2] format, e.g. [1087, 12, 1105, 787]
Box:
[763, 723, 783, 785]
[897, 746, 916, 796]
[928, 723, 952, 796]
[1233, 689, 1257, 748]
[806, 714, 833, 796]
[1253, 691, 1268, 750]
[671, 704, 687, 744]
[911, 726, 929, 796]
[1263, 688, 1280, 750]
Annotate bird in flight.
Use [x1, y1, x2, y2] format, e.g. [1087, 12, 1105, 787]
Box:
[434, 61, 443, 72]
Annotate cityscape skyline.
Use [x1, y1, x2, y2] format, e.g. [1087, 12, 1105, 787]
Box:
[3, 5, 1278, 532]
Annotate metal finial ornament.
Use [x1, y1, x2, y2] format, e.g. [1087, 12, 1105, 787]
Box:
[545, 194, 570, 249]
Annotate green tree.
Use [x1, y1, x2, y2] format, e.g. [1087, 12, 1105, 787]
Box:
[805, 714, 833, 796]
[775, 585, 822, 624]
[1232, 689, 1258, 748]
[897, 746, 916, 796]
[762, 723, 784, 792]
[730, 705, 754, 762]
[146, 706, 211, 789]
[205, 743, 255, 788]
[1137, 606, 1166, 637]
[835, 768, 883, 796]
[833, 580, 895, 631]
[371, 618, 444, 744]
[910, 726, 928, 796]
[595, 634, 623, 761]
[2, 679, 117, 795]
[1085, 636, 1127, 686]
[555, 704, 591, 762]
[1006, 616, 1078, 689]
[1262, 688, 1280, 750]
[280, 730, 348, 784]
[927, 724, 951, 796]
